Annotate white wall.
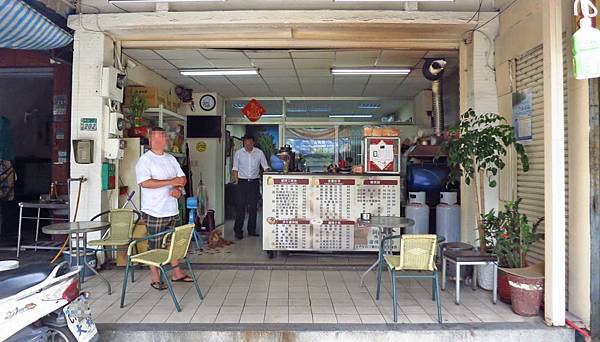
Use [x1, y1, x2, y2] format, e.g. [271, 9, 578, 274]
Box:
[184, 93, 225, 226]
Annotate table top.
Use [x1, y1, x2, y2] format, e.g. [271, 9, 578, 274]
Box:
[357, 216, 415, 228]
[19, 201, 69, 209]
[42, 221, 110, 234]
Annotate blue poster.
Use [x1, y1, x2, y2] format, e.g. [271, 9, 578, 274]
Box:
[512, 88, 533, 143]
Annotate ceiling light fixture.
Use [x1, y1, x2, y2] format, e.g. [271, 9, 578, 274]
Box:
[262, 114, 283, 118]
[232, 103, 245, 109]
[329, 114, 374, 118]
[331, 68, 411, 75]
[309, 108, 330, 113]
[109, 0, 225, 3]
[180, 68, 258, 76]
[358, 103, 381, 109]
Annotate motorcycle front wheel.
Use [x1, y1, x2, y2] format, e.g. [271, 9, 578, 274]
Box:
[46, 326, 77, 342]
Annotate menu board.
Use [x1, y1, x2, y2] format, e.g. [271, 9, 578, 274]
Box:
[263, 174, 403, 251]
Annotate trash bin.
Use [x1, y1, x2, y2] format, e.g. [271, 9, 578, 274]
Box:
[63, 249, 96, 277]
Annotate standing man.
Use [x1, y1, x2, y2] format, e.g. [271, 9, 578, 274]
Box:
[231, 134, 270, 240]
[136, 127, 193, 289]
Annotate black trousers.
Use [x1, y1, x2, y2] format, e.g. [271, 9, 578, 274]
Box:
[233, 179, 259, 237]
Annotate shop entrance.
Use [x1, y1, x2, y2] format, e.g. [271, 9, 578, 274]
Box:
[120, 47, 460, 265]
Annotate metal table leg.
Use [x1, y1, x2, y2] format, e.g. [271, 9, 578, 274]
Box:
[34, 208, 41, 251]
[455, 262, 461, 305]
[82, 233, 111, 295]
[441, 256, 447, 290]
[16, 206, 23, 258]
[360, 259, 380, 287]
[492, 262, 498, 304]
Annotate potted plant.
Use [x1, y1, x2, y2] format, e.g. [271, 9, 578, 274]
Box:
[127, 91, 148, 137]
[480, 198, 544, 303]
[443, 109, 529, 288]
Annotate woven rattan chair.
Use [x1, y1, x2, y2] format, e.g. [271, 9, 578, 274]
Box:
[379, 234, 442, 323]
[119, 224, 203, 312]
[88, 209, 141, 267]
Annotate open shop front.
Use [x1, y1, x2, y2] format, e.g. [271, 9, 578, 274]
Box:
[61, 7, 572, 329]
[115, 48, 461, 265]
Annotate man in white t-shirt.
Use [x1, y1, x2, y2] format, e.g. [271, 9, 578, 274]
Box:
[135, 127, 192, 290]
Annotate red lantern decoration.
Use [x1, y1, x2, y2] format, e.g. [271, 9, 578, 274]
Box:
[241, 99, 266, 122]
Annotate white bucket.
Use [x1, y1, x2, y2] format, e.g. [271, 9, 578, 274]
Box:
[0, 260, 19, 272]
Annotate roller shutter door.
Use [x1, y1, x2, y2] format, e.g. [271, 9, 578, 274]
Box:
[514, 43, 569, 305]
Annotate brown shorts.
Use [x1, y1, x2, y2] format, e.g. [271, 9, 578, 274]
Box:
[142, 213, 179, 250]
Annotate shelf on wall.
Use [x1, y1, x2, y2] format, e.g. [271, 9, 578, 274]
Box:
[143, 105, 186, 127]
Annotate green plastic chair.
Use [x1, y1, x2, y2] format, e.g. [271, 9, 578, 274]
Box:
[377, 234, 442, 323]
[120, 224, 203, 312]
[88, 209, 141, 267]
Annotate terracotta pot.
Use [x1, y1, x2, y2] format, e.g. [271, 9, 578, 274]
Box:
[498, 270, 512, 304]
[508, 274, 544, 316]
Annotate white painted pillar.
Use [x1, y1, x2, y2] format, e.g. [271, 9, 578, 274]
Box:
[542, 0, 566, 326]
[459, 19, 500, 245]
[70, 30, 115, 228]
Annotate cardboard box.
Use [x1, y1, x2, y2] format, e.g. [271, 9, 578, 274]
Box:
[124, 86, 168, 109]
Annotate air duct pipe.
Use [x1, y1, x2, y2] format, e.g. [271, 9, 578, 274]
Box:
[422, 59, 447, 136]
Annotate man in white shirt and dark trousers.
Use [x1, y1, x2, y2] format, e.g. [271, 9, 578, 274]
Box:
[135, 127, 193, 290]
[232, 134, 270, 240]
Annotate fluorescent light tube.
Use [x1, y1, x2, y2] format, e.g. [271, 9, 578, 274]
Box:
[262, 114, 283, 118]
[110, 0, 224, 3]
[286, 108, 306, 113]
[329, 114, 373, 118]
[232, 103, 245, 109]
[180, 68, 258, 76]
[331, 68, 410, 75]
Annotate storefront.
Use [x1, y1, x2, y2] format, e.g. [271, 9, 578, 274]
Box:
[62, 0, 591, 333]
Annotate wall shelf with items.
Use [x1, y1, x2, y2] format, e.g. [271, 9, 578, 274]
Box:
[143, 104, 186, 128]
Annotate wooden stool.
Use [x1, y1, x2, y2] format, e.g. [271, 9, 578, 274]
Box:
[442, 250, 498, 305]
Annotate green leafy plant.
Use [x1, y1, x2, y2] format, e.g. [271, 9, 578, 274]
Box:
[128, 91, 148, 127]
[443, 109, 529, 251]
[480, 199, 544, 268]
[256, 133, 276, 162]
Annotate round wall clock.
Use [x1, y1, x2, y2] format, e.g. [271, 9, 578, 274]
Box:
[199, 94, 216, 111]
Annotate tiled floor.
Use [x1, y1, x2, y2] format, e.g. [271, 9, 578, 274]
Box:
[84, 268, 541, 325]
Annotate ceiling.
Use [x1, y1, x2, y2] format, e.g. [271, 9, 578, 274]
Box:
[124, 48, 458, 99]
[82, 0, 501, 14]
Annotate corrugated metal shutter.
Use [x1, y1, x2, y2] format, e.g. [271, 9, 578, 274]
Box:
[514, 42, 569, 305]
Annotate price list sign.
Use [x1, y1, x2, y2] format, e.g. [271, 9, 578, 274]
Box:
[272, 178, 309, 219]
[314, 220, 355, 250]
[269, 219, 311, 249]
[317, 178, 354, 219]
[357, 179, 399, 216]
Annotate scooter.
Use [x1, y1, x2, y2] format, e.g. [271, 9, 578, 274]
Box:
[0, 261, 98, 342]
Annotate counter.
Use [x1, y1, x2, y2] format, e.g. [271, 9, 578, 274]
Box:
[262, 173, 404, 252]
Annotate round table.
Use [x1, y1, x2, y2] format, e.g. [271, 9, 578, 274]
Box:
[357, 216, 415, 286]
[43, 221, 112, 294]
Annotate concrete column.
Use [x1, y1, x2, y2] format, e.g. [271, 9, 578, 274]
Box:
[542, 0, 566, 326]
[459, 20, 500, 245]
[69, 30, 115, 227]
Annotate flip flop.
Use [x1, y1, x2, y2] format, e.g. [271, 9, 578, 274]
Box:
[150, 282, 167, 290]
[172, 275, 194, 283]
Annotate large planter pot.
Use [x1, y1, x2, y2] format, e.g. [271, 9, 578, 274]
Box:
[508, 274, 544, 316]
[498, 269, 512, 304]
[477, 263, 495, 291]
